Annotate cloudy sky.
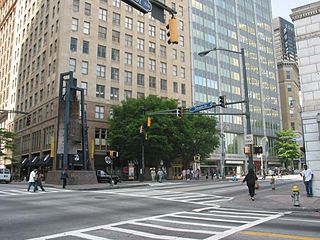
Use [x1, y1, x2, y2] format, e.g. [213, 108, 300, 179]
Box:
[271, 0, 318, 21]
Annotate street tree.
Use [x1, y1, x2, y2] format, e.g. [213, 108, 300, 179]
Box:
[108, 96, 219, 168]
[0, 128, 15, 162]
[274, 128, 301, 168]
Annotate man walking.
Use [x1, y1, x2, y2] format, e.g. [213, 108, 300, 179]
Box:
[60, 168, 69, 189]
[242, 169, 258, 201]
[27, 169, 37, 192]
[301, 164, 314, 197]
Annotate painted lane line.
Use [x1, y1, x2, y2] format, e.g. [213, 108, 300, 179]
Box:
[185, 211, 263, 220]
[69, 232, 111, 240]
[206, 212, 287, 240]
[149, 218, 233, 229]
[280, 218, 320, 224]
[130, 222, 219, 235]
[210, 206, 284, 214]
[208, 210, 276, 217]
[168, 214, 250, 224]
[240, 231, 320, 240]
[0, 190, 19, 195]
[103, 225, 194, 240]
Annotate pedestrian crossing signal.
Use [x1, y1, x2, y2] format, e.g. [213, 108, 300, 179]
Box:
[253, 146, 263, 154]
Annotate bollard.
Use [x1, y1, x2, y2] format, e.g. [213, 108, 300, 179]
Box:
[291, 185, 300, 207]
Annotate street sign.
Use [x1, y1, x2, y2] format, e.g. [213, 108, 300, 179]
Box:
[189, 102, 214, 113]
[245, 134, 253, 145]
[122, 0, 152, 14]
[105, 156, 112, 164]
[292, 137, 302, 142]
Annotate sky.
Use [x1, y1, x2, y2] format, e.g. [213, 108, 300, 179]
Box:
[271, 0, 318, 22]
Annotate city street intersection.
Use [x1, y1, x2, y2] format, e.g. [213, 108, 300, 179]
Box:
[0, 176, 319, 240]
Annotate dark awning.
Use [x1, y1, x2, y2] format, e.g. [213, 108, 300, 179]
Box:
[20, 158, 29, 168]
[37, 154, 52, 167]
[28, 156, 40, 167]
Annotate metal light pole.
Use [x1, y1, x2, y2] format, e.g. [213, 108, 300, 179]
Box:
[198, 47, 253, 172]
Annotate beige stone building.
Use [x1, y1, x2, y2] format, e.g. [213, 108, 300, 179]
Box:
[1, 0, 191, 176]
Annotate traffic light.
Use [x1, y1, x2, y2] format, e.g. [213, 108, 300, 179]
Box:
[26, 114, 31, 126]
[166, 16, 179, 45]
[176, 107, 183, 118]
[253, 146, 263, 154]
[219, 95, 227, 108]
[107, 150, 118, 158]
[147, 116, 151, 128]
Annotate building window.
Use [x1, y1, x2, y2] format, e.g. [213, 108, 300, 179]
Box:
[110, 87, 119, 101]
[70, 37, 77, 52]
[113, 0, 120, 7]
[81, 61, 88, 75]
[180, 51, 185, 62]
[137, 56, 144, 68]
[137, 38, 144, 50]
[286, 71, 291, 79]
[181, 83, 186, 95]
[69, 58, 76, 72]
[83, 40, 89, 54]
[291, 122, 295, 130]
[125, 34, 132, 47]
[149, 42, 156, 53]
[124, 52, 132, 65]
[111, 48, 120, 62]
[160, 62, 167, 74]
[73, 0, 79, 12]
[149, 76, 156, 89]
[96, 84, 105, 98]
[112, 12, 120, 25]
[95, 128, 107, 150]
[160, 45, 166, 57]
[149, 59, 156, 71]
[124, 71, 132, 85]
[81, 81, 88, 95]
[173, 65, 177, 76]
[172, 49, 177, 59]
[161, 79, 167, 91]
[137, 21, 144, 33]
[287, 83, 292, 92]
[160, 29, 166, 40]
[180, 67, 185, 78]
[179, 20, 184, 31]
[72, 18, 78, 31]
[98, 26, 107, 39]
[148, 25, 155, 37]
[179, 35, 184, 47]
[95, 105, 105, 119]
[137, 73, 145, 86]
[99, 8, 107, 21]
[178, 6, 183, 16]
[125, 17, 133, 29]
[83, 21, 90, 35]
[84, 2, 91, 16]
[97, 45, 106, 58]
[96, 64, 106, 78]
[111, 67, 119, 81]
[124, 90, 132, 99]
[112, 30, 120, 43]
[173, 82, 178, 93]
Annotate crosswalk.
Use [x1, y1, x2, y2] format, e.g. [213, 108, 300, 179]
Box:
[0, 187, 73, 197]
[90, 188, 233, 206]
[28, 206, 289, 240]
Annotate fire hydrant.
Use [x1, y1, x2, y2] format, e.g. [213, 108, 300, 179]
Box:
[270, 176, 275, 190]
[291, 185, 300, 207]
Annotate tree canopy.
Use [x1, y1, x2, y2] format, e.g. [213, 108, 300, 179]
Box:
[0, 128, 15, 162]
[274, 128, 301, 168]
[108, 96, 220, 168]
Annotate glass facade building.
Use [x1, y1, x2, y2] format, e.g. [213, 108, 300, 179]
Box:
[189, 0, 281, 174]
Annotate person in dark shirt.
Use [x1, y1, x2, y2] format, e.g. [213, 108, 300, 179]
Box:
[243, 169, 258, 201]
[60, 168, 69, 189]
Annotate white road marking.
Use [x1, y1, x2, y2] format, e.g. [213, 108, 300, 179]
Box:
[0, 187, 73, 197]
[28, 207, 288, 240]
[280, 218, 320, 223]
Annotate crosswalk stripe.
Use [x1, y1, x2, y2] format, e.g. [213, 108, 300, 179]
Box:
[186, 211, 263, 220]
[151, 218, 233, 229]
[0, 187, 73, 197]
[170, 214, 250, 224]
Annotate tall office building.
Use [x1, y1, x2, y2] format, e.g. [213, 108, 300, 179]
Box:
[190, 0, 281, 175]
[2, 0, 191, 175]
[0, 0, 17, 166]
[291, 1, 320, 196]
[273, 17, 302, 169]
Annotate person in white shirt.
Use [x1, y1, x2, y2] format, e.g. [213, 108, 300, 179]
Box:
[301, 164, 314, 197]
[27, 169, 37, 192]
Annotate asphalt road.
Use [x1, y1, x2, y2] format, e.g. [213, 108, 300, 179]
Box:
[0, 179, 319, 240]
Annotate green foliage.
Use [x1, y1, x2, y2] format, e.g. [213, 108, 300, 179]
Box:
[108, 96, 219, 168]
[0, 128, 15, 161]
[274, 128, 301, 167]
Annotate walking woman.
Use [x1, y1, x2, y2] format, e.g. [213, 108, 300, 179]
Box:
[242, 169, 258, 201]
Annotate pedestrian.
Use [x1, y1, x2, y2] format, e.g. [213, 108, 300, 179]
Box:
[60, 168, 69, 189]
[150, 168, 156, 181]
[242, 169, 258, 201]
[36, 170, 45, 191]
[210, 169, 214, 180]
[206, 171, 209, 181]
[270, 175, 275, 190]
[300, 164, 314, 197]
[157, 168, 163, 183]
[27, 169, 37, 192]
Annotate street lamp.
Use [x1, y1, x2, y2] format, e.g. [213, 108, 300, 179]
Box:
[198, 47, 254, 172]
